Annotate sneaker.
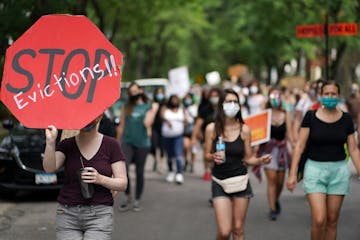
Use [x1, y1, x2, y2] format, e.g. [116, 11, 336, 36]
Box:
[275, 201, 281, 215]
[175, 173, 184, 184]
[118, 198, 132, 212]
[203, 172, 211, 181]
[269, 210, 277, 221]
[133, 200, 141, 212]
[166, 172, 175, 182]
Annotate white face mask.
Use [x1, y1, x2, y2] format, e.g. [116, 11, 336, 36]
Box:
[209, 96, 219, 105]
[250, 86, 259, 94]
[242, 87, 249, 96]
[223, 102, 240, 118]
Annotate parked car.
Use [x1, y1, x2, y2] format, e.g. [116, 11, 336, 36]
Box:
[0, 120, 65, 196]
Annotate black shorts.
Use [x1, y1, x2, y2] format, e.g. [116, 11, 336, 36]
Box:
[211, 180, 254, 199]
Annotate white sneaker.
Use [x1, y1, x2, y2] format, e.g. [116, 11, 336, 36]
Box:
[166, 172, 175, 182]
[133, 200, 141, 212]
[175, 173, 184, 184]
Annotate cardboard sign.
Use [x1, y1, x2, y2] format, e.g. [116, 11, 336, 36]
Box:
[244, 109, 272, 146]
[1, 15, 123, 129]
[227, 64, 248, 78]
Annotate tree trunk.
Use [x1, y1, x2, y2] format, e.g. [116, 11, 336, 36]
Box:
[331, 42, 347, 82]
[90, 0, 104, 32]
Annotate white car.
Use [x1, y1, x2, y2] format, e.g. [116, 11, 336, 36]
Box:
[110, 78, 169, 125]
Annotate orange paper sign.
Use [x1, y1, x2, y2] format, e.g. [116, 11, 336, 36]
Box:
[244, 109, 271, 146]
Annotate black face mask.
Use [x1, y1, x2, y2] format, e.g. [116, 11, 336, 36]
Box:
[169, 102, 179, 108]
[130, 93, 141, 102]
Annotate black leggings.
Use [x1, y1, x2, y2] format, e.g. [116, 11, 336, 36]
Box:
[121, 143, 149, 200]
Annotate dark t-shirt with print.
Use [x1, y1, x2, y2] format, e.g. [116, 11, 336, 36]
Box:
[56, 135, 125, 206]
[301, 110, 354, 162]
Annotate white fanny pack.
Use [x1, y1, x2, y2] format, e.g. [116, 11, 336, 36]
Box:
[212, 174, 249, 194]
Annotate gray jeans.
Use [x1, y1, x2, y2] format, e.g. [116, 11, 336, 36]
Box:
[56, 204, 113, 240]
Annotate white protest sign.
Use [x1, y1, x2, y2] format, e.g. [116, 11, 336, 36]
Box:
[205, 71, 221, 86]
[168, 66, 190, 98]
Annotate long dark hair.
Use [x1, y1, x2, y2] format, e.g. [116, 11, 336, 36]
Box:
[215, 89, 244, 138]
[125, 82, 148, 116]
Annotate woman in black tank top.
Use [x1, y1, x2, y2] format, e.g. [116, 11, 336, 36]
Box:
[258, 87, 294, 221]
[204, 89, 271, 240]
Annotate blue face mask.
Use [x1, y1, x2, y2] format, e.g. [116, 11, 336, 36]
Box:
[82, 120, 97, 132]
[270, 98, 281, 108]
[155, 93, 165, 101]
[320, 97, 340, 109]
[184, 99, 192, 107]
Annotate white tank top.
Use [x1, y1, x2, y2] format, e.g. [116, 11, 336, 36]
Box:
[161, 108, 185, 137]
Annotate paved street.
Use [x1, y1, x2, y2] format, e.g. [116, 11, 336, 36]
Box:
[0, 154, 359, 240]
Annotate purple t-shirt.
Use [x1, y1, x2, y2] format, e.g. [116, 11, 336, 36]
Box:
[56, 135, 125, 206]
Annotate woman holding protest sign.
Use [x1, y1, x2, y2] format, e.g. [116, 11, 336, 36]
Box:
[117, 82, 159, 211]
[287, 81, 360, 240]
[43, 115, 127, 240]
[204, 89, 271, 240]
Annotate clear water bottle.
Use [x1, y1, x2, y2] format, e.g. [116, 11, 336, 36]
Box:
[216, 136, 226, 163]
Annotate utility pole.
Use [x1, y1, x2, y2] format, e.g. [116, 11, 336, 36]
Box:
[324, 0, 329, 81]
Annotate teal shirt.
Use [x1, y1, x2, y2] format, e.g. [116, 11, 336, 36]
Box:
[122, 103, 151, 148]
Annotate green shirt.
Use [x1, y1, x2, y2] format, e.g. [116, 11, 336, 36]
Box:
[122, 103, 151, 148]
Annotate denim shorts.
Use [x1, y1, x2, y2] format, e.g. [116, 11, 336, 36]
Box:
[212, 180, 254, 199]
[302, 159, 351, 195]
[56, 204, 113, 240]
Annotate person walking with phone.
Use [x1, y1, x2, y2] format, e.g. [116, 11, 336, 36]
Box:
[287, 81, 360, 240]
[43, 115, 127, 240]
[204, 89, 271, 240]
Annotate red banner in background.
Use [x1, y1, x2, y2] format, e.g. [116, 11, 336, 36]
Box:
[296, 23, 358, 38]
[329, 23, 358, 36]
[296, 24, 324, 38]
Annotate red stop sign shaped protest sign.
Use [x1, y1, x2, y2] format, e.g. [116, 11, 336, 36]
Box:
[1, 14, 123, 129]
